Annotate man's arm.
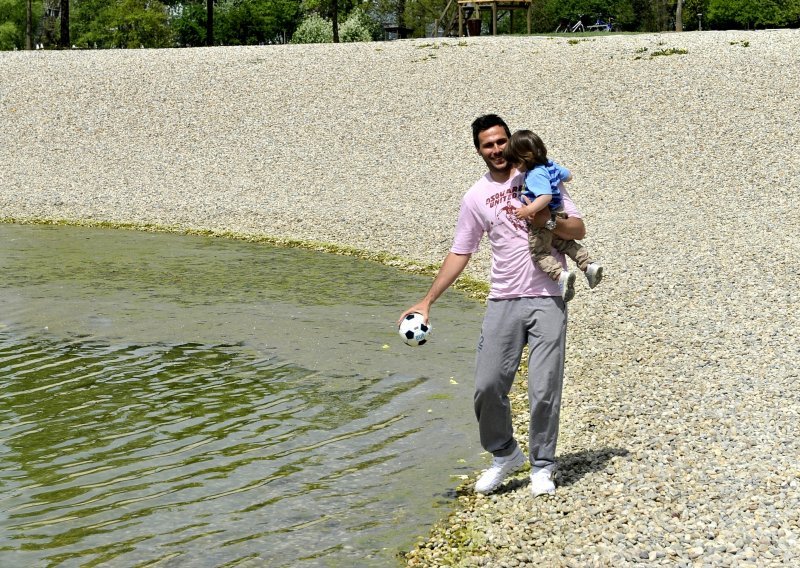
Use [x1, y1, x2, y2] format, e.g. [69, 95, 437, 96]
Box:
[397, 252, 471, 325]
[530, 208, 586, 240]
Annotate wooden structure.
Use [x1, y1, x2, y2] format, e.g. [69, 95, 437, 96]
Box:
[383, 25, 414, 40]
[457, 0, 532, 36]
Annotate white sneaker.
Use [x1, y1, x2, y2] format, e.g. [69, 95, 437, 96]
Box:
[585, 263, 603, 289]
[558, 270, 576, 302]
[530, 468, 556, 497]
[474, 447, 527, 495]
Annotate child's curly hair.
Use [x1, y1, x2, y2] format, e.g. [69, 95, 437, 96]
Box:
[502, 130, 548, 170]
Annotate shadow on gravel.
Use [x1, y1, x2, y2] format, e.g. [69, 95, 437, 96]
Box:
[474, 447, 630, 495]
[460, 448, 630, 498]
[555, 447, 630, 487]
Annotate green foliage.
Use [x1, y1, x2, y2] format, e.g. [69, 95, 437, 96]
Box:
[291, 11, 333, 42]
[5, 0, 800, 51]
[0, 19, 18, 50]
[290, 6, 373, 43]
[339, 7, 372, 41]
[171, 3, 208, 46]
[706, 0, 800, 29]
[1, 0, 44, 50]
[170, 0, 301, 47]
[215, 0, 301, 45]
[650, 46, 687, 56]
[72, 0, 174, 48]
[403, 0, 446, 37]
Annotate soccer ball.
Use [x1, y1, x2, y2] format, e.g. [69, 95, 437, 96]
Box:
[398, 312, 431, 346]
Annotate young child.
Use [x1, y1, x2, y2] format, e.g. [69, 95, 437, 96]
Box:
[502, 130, 602, 302]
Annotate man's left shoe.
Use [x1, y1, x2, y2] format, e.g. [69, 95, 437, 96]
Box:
[474, 447, 527, 495]
[530, 468, 556, 497]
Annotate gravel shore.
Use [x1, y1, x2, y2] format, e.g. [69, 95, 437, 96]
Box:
[2, 30, 800, 566]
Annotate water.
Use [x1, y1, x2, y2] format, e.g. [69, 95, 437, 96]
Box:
[0, 224, 486, 567]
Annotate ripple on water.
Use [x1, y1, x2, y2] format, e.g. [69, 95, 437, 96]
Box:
[0, 224, 485, 567]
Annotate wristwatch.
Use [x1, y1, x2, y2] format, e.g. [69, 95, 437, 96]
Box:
[545, 216, 558, 231]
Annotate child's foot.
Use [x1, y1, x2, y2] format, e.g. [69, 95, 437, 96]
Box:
[558, 270, 576, 302]
[585, 263, 603, 289]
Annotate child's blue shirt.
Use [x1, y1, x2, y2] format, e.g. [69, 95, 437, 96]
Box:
[522, 160, 571, 211]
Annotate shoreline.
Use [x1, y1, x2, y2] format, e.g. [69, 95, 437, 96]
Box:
[0, 215, 491, 300]
[3, 30, 799, 565]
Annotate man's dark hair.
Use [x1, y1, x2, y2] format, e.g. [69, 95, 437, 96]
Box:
[471, 114, 511, 149]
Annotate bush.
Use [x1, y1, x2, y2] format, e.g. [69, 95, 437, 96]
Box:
[291, 12, 332, 43]
[0, 21, 19, 50]
[340, 8, 372, 42]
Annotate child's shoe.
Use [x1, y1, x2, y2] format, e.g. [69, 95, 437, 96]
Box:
[585, 263, 603, 289]
[558, 270, 576, 302]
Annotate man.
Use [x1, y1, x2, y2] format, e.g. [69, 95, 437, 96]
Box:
[398, 114, 586, 496]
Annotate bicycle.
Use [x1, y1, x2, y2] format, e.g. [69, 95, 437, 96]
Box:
[569, 15, 586, 33]
[555, 14, 585, 33]
[587, 16, 617, 32]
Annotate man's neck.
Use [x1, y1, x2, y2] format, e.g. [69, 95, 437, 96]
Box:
[488, 167, 515, 184]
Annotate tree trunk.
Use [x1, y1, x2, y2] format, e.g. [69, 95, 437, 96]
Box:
[675, 0, 683, 32]
[207, 0, 214, 46]
[59, 0, 69, 48]
[26, 0, 32, 49]
[332, 0, 339, 43]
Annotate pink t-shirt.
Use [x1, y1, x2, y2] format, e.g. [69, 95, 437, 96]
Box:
[451, 169, 582, 300]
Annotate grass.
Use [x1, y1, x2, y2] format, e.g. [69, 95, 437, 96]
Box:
[650, 47, 688, 57]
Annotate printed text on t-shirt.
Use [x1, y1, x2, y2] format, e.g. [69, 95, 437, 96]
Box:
[485, 185, 523, 209]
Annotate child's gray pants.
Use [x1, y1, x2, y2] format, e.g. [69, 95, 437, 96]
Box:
[473, 296, 567, 472]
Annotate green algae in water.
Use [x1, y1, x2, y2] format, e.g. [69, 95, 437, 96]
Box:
[2, 224, 420, 307]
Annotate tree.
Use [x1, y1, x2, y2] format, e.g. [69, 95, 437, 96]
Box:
[59, 0, 68, 46]
[206, 0, 212, 44]
[339, 6, 372, 39]
[290, 7, 371, 42]
[0, 0, 44, 49]
[71, 0, 173, 48]
[706, 0, 797, 29]
[291, 11, 332, 41]
[172, 2, 207, 46]
[301, 0, 360, 42]
[403, 0, 444, 37]
[25, 0, 31, 48]
[675, 0, 683, 30]
[172, 0, 301, 46]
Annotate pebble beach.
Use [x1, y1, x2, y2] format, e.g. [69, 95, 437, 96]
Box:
[2, 29, 800, 567]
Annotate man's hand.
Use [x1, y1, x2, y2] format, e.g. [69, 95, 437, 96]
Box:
[397, 302, 431, 327]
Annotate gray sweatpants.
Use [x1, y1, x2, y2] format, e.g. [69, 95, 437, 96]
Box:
[473, 297, 567, 472]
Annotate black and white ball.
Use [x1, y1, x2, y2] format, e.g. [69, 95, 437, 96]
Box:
[398, 312, 431, 346]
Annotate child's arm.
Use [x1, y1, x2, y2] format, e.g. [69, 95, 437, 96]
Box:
[556, 162, 573, 183]
[516, 194, 552, 219]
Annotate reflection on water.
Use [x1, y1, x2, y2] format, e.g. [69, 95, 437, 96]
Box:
[0, 224, 485, 567]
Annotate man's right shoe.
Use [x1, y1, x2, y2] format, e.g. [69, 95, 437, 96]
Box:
[530, 468, 556, 497]
[474, 447, 527, 495]
[558, 270, 576, 302]
[585, 263, 603, 289]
